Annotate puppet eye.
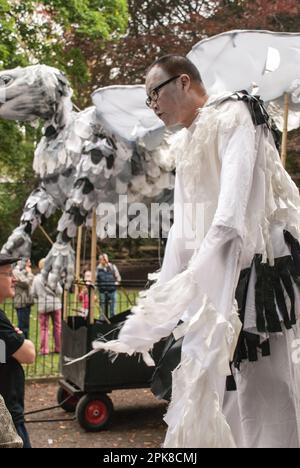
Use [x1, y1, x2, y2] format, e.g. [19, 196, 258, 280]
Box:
[0, 75, 12, 87]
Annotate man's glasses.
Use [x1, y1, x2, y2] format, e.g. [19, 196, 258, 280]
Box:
[146, 75, 180, 108]
[0, 272, 14, 278]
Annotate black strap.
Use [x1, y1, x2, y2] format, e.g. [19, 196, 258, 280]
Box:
[232, 90, 281, 150]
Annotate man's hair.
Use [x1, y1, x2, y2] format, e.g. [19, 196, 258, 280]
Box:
[99, 253, 109, 262]
[147, 55, 202, 84]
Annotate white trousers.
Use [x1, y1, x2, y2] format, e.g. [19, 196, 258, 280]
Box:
[224, 331, 300, 448]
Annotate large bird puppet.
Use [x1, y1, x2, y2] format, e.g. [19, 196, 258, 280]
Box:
[0, 65, 175, 288]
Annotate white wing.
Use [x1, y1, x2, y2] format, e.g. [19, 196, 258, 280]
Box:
[92, 84, 165, 148]
[188, 30, 300, 130]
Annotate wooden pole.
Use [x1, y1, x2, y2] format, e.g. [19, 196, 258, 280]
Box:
[86, 229, 101, 255]
[281, 92, 289, 168]
[38, 225, 54, 245]
[90, 210, 97, 323]
[63, 289, 68, 321]
[74, 225, 83, 303]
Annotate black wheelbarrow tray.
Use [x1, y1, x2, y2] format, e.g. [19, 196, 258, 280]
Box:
[57, 310, 164, 432]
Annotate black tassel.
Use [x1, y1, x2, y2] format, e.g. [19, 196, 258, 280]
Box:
[254, 255, 267, 332]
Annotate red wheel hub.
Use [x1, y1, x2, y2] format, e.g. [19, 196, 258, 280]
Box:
[85, 401, 108, 425]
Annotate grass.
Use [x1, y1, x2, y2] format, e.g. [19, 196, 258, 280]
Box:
[0, 288, 140, 379]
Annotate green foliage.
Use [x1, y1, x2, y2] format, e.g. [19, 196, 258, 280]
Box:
[0, 0, 128, 251]
[0, 121, 39, 247]
[0, 1, 128, 65]
[47, 0, 128, 38]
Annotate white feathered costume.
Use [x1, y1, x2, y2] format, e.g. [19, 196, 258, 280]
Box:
[91, 93, 300, 448]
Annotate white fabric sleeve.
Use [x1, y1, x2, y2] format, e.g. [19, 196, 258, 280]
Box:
[157, 224, 183, 284]
[188, 124, 256, 312]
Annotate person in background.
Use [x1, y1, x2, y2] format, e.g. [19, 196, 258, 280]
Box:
[31, 258, 62, 355]
[0, 253, 36, 448]
[78, 269, 92, 318]
[96, 253, 121, 319]
[13, 258, 34, 339]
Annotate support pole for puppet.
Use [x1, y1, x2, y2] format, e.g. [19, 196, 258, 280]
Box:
[281, 92, 289, 168]
[74, 225, 83, 303]
[38, 225, 54, 245]
[90, 210, 97, 324]
[63, 290, 68, 321]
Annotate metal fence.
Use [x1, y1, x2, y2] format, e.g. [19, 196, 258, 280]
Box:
[1, 281, 145, 379]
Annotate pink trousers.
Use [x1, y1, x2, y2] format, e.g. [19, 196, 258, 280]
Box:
[39, 310, 61, 354]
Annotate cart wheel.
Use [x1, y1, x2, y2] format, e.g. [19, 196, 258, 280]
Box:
[76, 394, 113, 432]
[57, 387, 79, 413]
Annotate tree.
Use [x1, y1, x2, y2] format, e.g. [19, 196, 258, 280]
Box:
[0, 0, 129, 257]
[80, 0, 300, 91]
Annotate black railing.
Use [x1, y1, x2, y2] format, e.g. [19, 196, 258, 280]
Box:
[0, 282, 144, 379]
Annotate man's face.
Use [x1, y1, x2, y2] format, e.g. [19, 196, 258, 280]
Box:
[0, 265, 16, 300]
[145, 66, 183, 128]
[99, 255, 108, 266]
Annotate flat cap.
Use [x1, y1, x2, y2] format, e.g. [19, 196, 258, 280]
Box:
[0, 253, 21, 267]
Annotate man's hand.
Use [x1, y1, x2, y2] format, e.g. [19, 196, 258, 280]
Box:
[14, 327, 23, 335]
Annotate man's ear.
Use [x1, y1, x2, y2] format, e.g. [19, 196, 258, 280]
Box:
[180, 74, 191, 91]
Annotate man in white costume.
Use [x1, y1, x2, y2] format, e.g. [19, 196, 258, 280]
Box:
[94, 55, 300, 448]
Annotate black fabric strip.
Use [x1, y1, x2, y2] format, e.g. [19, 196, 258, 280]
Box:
[261, 340, 270, 357]
[234, 230, 300, 368]
[226, 375, 237, 391]
[244, 332, 260, 362]
[262, 264, 282, 333]
[273, 273, 292, 329]
[280, 267, 296, 326]
[284, 230, 300, 279]
[276, 256, 296, 325]
[232, 267, 251, 372]
[254, 255, 267, 332]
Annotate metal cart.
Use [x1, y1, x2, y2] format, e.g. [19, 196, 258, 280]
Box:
[57, 308, 164, 432]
